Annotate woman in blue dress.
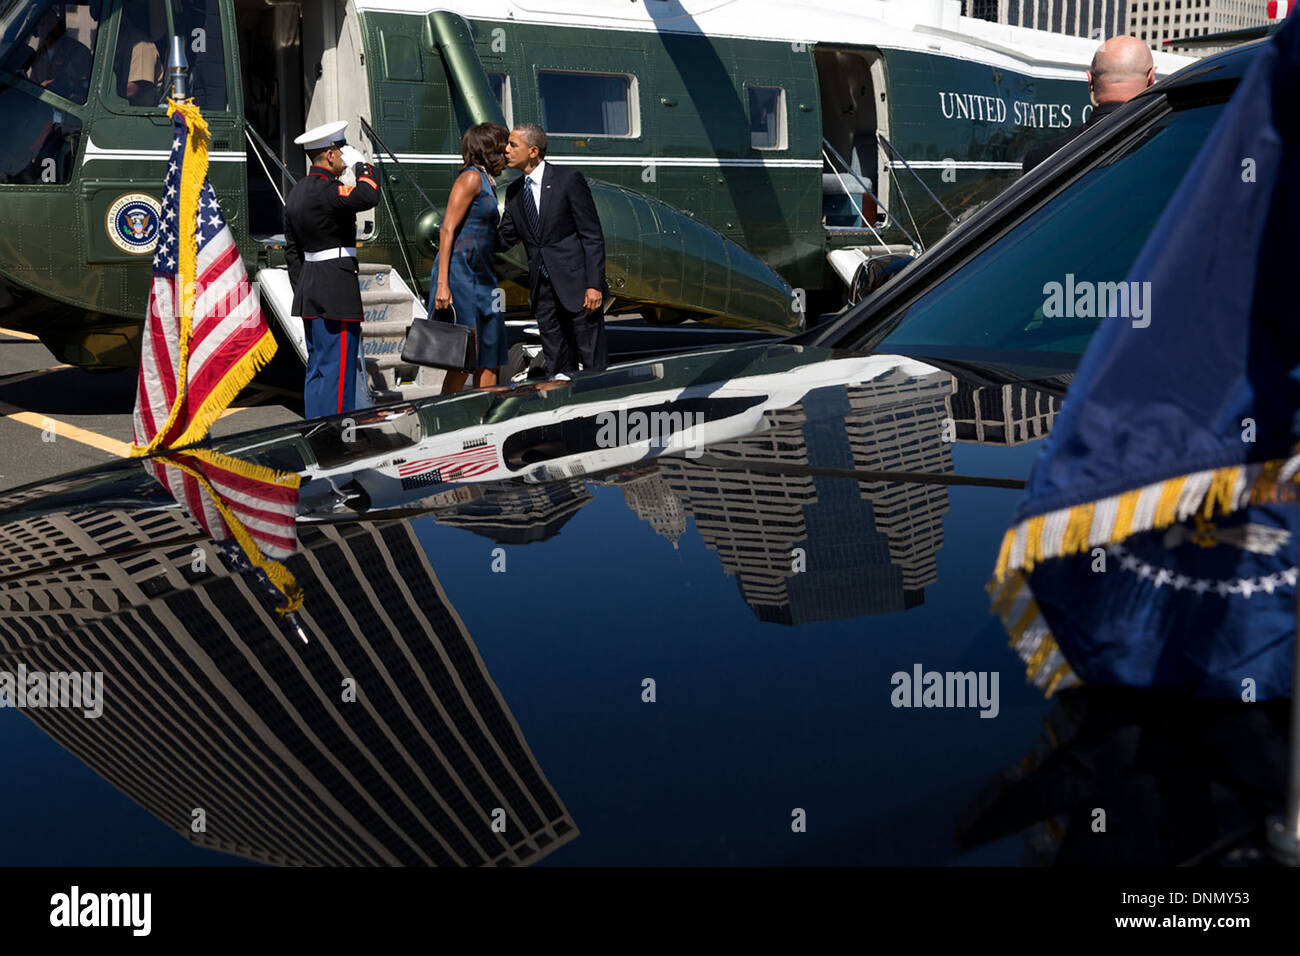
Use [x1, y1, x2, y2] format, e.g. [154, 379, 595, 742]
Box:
[432, 122, 510, 392]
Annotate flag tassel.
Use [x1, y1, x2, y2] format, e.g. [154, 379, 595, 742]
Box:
[167, 327, 278, 451]
[161, 450, 304, 614]
[989, 451, 1300, 695]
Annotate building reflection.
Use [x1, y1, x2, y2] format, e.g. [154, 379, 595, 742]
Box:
[0, 496, 577, 866]
[431, 478, 592, 545]
[946, 378, 1064, 446]
[612, 366, 958, 623]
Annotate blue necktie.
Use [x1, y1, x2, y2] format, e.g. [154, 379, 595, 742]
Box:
[524, 176, 548, 278]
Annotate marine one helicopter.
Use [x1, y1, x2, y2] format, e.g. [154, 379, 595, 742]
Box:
[0, 0, 1187, 392]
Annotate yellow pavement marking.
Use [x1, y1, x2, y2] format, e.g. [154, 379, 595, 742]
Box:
[0, 327, 40, 341]
[0, 401, 133, 457]
[0, 364, 72, 387]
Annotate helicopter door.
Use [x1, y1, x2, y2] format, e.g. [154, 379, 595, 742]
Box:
[234, 0, 373, 241]
[233, 0, 302, 239]
[814, 47, 887, 229]
[301, 0, 374, 239]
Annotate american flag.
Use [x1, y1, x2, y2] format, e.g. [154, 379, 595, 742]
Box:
[146, 448, 303, 612]
[397, 444, 499, 482]
[133, 102, 276, 453]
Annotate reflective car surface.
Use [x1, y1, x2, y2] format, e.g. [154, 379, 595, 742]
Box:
[0, 41, 1280, 867]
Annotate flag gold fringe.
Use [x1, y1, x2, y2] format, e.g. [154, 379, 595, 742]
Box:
[168, 328, 278, 451]
[991, 454, 1300, 584]
[185, 445, 300, 489]
[133, 100, 210, 457]
[160, 449, 304, 615]
[988, 451, 1300, 695]
[985, 574, 1083, 696]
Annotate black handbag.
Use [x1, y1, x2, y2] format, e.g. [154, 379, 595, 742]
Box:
[401, 305, 476, 371]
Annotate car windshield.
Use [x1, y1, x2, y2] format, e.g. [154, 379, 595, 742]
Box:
[875, 100, 1226, 373]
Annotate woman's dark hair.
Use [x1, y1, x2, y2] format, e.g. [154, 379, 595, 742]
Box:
[461, 122, 509, 175]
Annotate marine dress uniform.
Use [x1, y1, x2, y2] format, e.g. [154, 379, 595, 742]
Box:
[284, 121, 380, 419]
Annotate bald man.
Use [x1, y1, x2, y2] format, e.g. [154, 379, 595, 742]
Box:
[1023, 36, 1155, 173]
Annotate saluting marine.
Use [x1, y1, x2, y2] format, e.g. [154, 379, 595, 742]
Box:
[284, 121, 380, 419]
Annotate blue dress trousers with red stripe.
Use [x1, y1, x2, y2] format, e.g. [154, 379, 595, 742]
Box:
[284, 161, 381, 419]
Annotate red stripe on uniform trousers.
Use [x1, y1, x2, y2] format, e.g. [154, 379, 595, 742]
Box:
[338, 324, 348, 413]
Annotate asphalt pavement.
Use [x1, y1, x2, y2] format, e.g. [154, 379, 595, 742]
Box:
[0, 327, 304, 493]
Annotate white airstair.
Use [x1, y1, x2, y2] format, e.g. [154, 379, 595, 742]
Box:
[256, 261, 445, 405]
[826, 245, 915, 288]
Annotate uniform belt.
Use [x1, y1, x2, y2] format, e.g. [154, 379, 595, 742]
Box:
[304, 247, 357, 262]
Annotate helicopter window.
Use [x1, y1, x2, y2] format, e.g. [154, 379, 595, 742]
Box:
[170, 0, 225, 110]
[537, 70, 635, 137]
[111, 0, 165, 106]
[487, 72, 513, 128]
[380, 30, 421, 82]
[109, 0, 225, 110]
[747, 85, 786, 150]
[2, 1, 98, 105]
[0, 83, 82, 183]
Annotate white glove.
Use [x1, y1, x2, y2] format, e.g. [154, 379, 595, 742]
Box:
[340, 145, 366, 169]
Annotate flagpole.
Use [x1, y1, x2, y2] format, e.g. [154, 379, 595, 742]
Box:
[1266, 500, 1300, 865]
[168, 36, 189, 101]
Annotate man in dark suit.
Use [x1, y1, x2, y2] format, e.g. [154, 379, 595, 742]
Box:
[498, 123, 607, 380]
[1023, 35, 1156, 173]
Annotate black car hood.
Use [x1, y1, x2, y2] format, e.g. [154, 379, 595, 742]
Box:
[0, 343, 1277, 865]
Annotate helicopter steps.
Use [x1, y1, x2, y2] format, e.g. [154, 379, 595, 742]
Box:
[256, 261, 445, 408]
[827, 245, 915, 288]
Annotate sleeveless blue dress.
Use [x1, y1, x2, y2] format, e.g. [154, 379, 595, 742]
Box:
[429, 166, 506, 369]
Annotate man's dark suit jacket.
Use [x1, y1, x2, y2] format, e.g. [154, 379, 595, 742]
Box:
[1022, 100, 1125, 173]
[498, 163, 608, 314]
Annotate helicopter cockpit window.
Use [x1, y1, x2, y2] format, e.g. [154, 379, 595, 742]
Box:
[0, 83, 83, 183]
[171, 0, 225, 110]
[110, 0, 225, 110]
[112, 0, 164, 106]
[1, 1, 98, 105]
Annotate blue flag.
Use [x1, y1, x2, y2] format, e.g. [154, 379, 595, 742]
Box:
[989, 17, 1300, 700]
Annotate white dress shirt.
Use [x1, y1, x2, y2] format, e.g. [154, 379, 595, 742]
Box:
[525, 160, 547, 215]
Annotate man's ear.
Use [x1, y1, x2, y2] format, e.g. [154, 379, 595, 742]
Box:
[1146, 66, 1156, 88]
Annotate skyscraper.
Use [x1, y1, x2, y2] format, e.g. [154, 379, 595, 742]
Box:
[967, 0, 1130, 39]
[645, 368, 956, 624]
[1128, 0, 1272, 53]
[0, 506, 577, 866]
